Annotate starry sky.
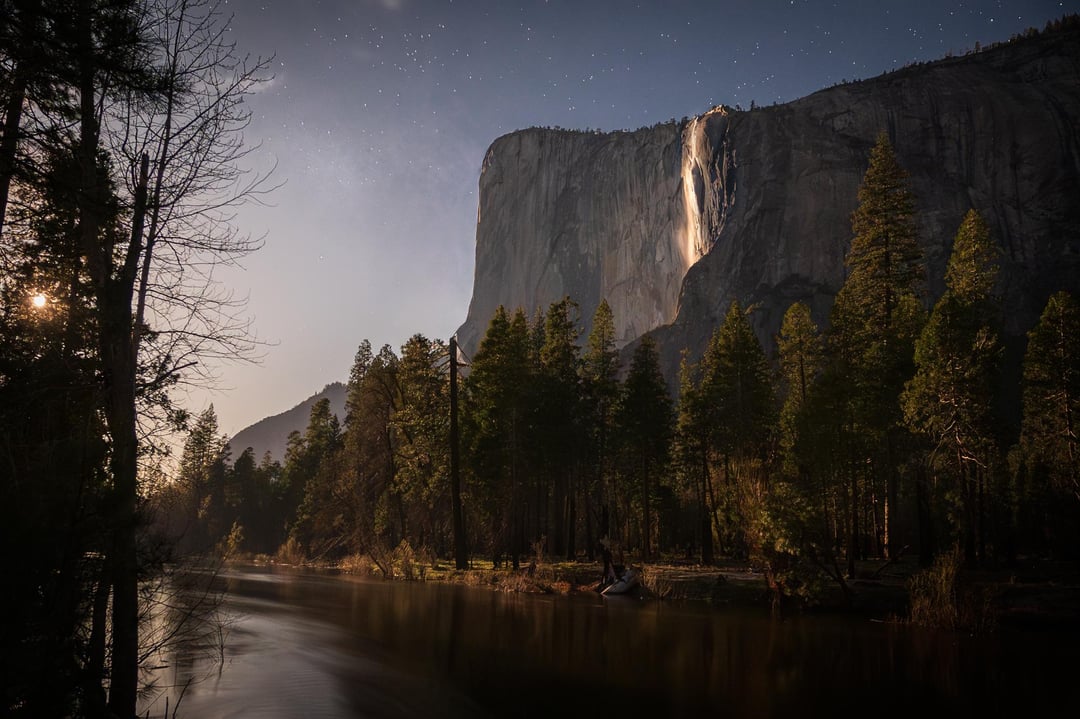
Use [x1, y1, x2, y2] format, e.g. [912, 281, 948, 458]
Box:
[199, 0, 1074, 436]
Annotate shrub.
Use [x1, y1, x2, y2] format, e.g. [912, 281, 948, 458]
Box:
[908, 546, 996, 633]
[641, 565, 680, 599]
[275, 536, 304, 565]
[339, 553, 376, 577]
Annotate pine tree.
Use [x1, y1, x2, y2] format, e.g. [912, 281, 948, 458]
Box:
[705, 301, 776, 460]
[394, 334, 451, 554]
[175, 405, 230, 552]
[614, 336, 673, 559]
[777, 302, 824, 473]
[287, 398, 344, 554]
[339, 342, 401, 565]
[228, 447, 262, 552]
[537, 297, 583, 558]
[463, 306, 532, 566]
[903, 210, 1000, 563]
[698, 301, 777, 558]
[581, 298, 620, 550]
[1018, 291, 1080, 554]
[830, 131, 924, 561]
[675, 353, 714, 563]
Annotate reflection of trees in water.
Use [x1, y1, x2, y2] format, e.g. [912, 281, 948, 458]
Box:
[317, 576, 1072, 716]
[137, 563, 234, 715]
[130, 569, 1080, 717]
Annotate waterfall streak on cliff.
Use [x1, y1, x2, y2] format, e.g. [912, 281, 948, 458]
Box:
[681, 116, 706, 271]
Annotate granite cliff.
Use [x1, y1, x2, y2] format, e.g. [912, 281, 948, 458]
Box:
[456, 27, 1080, 378]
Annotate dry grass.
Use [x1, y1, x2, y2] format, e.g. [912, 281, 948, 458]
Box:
[274, 537, 304, 566]
[640, 565, 681, 599]
[908, 546, 997, 633]
[338, 553, 377, 577]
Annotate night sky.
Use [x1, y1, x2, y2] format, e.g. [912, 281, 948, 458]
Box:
[201, 0, 1074, 436]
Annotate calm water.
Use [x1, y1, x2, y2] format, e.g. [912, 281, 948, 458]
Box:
[139, 565, 1077, 718]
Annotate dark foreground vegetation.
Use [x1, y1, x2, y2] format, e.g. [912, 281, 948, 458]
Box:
[1, 0, 268, 715]
[4, 10, 1080, 718]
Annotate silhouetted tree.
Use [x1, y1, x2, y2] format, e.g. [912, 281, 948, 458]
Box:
[829, 131, 923, 564]
[613, 336, 673, 559]
[1016, 291, 1080, 555]
[903, 210, 1001, 564]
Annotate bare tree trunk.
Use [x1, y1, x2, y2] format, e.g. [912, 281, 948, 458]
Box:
[958, 454, 976, 566]
[566, 470, 576, 561]
[700, 449, 713, 565]
[886, 434, 899, 559]
[103, 161, 148, 718]
[0, 0, 42, 238]
[705, 456, 723, 557]
[977, 464, 987, 563]
[74, 5, 137, 712]
[552, 473, 566, 558]
[449, 337, 467, 569]
[870, 486, 882, 558]
[76, 5, 150, 698]
[82, 566, 111, 717]
[509, 417, 521, 570]
[847, 467, 858, 579]
[0, 72, 27, 238]
[642, 455, 651, 560]
[584, 493, 594, 562]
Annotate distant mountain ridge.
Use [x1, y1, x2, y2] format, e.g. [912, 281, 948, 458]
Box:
[228, 382, 347, 463]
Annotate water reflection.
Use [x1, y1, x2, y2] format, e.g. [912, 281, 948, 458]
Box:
[140, 565, 1078, 718]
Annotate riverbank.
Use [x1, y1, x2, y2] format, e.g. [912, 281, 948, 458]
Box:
[261, 551, 1080, 631]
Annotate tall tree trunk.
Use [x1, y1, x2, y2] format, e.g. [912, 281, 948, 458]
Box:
[868, 479, 876, 557]
[847, 467, 858, 579]
[566, 471, 576, 560]
[705, 457, 723, 557]
[535, 476, 543, 551]
[74, 4, 139, 712]
[0, 71, 27, 238]
[552, 473, 566, 557]
[82, 566, 111, 717]
[958, 457, 976, 566]
[642, 455, 651, 560]
[584, 494, 594, 562]
[0, 0, 43, 237]
[977, 464, 987, 564]
[105, 380, 139, 719]
[510, 424, 521, 570]
[449, 337, 467, 569]
[700, 449, 713, 565]
[885, 423, 899, 562]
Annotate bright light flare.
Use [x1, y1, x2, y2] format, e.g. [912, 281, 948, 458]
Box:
[31, 293, 47, 309]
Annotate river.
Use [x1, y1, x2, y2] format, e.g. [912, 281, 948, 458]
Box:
[138, 564, 1076, 718]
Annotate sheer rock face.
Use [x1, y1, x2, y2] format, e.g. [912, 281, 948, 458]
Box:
[457, 30, 1080, 376]
[457, 123, 693, 353]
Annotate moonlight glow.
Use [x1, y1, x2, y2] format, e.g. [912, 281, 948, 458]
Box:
[31, 294, 46, 309]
